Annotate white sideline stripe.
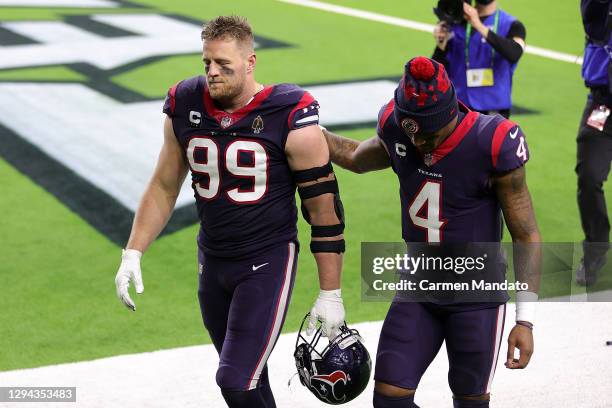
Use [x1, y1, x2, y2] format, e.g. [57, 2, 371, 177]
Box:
[526, 44, 584, 65]
[486, 303, 505, 393]
[295, 114, 319, 124]
[247, 242, 295, 390]
[276, 0, 584, 65]
[0, 0, 118, 6]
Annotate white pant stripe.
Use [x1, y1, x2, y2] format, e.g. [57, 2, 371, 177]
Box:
[247, 242, 295, 390]
[485, 304, 506, 394]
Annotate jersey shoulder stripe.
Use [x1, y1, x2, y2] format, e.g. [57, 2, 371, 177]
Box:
[491, 119, 517, 168]
[163, 75, 203, 117]
[377, 99, 395, 136]
[287, 90, 318, 130]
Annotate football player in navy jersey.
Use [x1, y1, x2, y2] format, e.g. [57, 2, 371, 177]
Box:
[322, 57, 541, 408]
[114, 16, 347, 408]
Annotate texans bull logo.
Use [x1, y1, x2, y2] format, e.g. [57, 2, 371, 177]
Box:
[309, 370, 349, 404]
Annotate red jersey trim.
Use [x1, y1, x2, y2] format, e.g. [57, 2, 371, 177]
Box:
[491, 120, 516, 168]
[202, 83, 274, 128]
[168, 82, 179, 114]
[378, 99, 395, 135]
[287, 92, 316, 129]
[429, 110, 479, 166]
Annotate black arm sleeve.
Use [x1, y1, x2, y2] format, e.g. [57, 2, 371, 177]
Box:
[432, 46, 450, 69]
[485, 20, 526, 64]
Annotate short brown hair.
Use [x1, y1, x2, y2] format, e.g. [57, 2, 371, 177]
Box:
[201, 15, 254, 47]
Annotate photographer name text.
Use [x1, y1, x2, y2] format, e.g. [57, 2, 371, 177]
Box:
[372, 279, 529, 292]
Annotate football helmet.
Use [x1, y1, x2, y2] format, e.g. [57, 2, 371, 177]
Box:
[293, 313, 371, 405]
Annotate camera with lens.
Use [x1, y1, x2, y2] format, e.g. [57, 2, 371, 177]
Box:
[434, 0, 468, 25]
[434, 0, 496, 25]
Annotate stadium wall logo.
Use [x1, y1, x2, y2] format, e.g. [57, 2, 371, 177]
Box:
[0, 7, 462, 244]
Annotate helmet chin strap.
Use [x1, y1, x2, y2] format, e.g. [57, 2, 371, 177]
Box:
[287, 371, 299, 388]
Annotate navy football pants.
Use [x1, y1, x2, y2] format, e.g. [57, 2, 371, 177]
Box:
[375, 302, 506, 397]
[198, 242, 298, 391]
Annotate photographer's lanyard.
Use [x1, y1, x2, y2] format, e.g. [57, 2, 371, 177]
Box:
[465, 10, 499, 68]
[465, 10, 499, 87]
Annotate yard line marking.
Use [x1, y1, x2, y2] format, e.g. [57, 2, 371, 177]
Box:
[276, 0, 583, 65]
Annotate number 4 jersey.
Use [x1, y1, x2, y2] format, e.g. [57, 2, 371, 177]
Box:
[163, 76, 319, 257]
[376, 101, 529, 243]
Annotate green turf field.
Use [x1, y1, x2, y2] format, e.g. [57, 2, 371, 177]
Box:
[0, 0, 610, 371]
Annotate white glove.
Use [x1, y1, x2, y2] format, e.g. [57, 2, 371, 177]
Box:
[114, 249, 144, 311]
[307, 289, 345, 338]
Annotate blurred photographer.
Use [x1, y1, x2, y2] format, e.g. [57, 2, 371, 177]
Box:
[432, 0, 526, 118]
[575, 0, 612, 286]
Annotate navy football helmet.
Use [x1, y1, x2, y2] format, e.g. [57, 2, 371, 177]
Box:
[293, 313, 371, 405]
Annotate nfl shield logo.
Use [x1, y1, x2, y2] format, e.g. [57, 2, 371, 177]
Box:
[423, 153, 433, 166]
[220, 116, 232, 128]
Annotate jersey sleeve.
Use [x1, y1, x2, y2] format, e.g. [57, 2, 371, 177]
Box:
[162, 82, 180, 117]
[491, 119, 529, 172]
[376, 99, 395, 138]
[287, 91, 320, 130]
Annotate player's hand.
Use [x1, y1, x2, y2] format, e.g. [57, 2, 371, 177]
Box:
[433, 22, 452, 50]
[114, 249, 144, 311]
[463, 3, 482, 29]
[307, 289, 345, 338]
[505, 323, 534, 369]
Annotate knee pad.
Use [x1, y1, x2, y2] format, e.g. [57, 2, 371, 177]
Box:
[220, 388, 267, 408]
[453, 396, 490, 408]
[216, 365, 244, 391]
[373, 390, 419, 408]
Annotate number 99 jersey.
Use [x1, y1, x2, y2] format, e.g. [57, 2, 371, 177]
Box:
[163, 76, 320, 258]
[376, 100, 529, 244]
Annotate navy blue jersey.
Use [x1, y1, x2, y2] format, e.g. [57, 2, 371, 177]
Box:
[163, 76, 319, 257]
[377, 100, 529, 244]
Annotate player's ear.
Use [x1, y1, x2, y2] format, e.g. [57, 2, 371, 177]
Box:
[246, 52, 256, 74]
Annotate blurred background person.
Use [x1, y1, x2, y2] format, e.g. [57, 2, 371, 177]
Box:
[432, 0, 526, 118]
[575, 0, 612, 286]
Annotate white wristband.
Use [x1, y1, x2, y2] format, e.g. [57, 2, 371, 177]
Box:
[122, 248, 142, 260]
[515, 291, 538, 324]
[319, 289, 342, 300]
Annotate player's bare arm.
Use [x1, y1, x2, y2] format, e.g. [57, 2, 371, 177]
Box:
[322, 128, 391, 174]
[286, 124, 346, 337]
[127, 116, 189, 252]
[115, 116, 189, 310]
[494, 166, 542, 369]
[286, 125, 343, 288]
